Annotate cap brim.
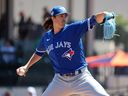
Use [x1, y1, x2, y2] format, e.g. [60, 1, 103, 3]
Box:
[52, 12, 69, 16]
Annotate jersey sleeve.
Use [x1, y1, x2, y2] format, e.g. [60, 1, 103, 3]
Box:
[69, 15, 97, 38]
[87, 15, 97, 31]
[35, 35, 46, 56]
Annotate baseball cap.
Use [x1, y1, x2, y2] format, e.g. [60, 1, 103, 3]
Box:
[50, 6, 68, 16]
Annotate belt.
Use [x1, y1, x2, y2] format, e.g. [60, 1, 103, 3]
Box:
[59, 67, 85, 77]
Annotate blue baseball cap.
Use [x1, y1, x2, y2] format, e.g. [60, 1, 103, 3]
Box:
[50, 6, 68, 16]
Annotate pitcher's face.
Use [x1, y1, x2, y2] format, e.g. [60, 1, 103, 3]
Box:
[52, 13, 68, 28]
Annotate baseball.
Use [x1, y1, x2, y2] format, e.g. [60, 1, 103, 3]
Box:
[18, 69, 25, 76]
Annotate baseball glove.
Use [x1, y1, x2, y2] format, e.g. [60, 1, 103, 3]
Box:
[103, 12, 118, 39]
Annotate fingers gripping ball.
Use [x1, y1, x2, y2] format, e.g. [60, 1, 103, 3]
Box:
[103, 12, 118, 39]
[18, 69, 26, 76]
[17, 67, 27, 76]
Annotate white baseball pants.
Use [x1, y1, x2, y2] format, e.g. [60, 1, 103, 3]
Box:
[41, 67, 109, 96]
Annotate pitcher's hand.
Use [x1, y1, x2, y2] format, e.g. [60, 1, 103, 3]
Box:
[16, 66, 28, 76]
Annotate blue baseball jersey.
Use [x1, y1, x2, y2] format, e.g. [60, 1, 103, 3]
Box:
[35, 16, 96, 74]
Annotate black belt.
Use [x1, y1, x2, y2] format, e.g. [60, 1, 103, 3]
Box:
[59, 67, 85, 77]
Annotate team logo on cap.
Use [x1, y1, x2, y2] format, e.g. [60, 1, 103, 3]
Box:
[62, 48, 75, 60]
[51, 11, 54, 16]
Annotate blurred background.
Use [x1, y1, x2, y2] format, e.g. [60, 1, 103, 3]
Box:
[0, 0, 128, 96]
